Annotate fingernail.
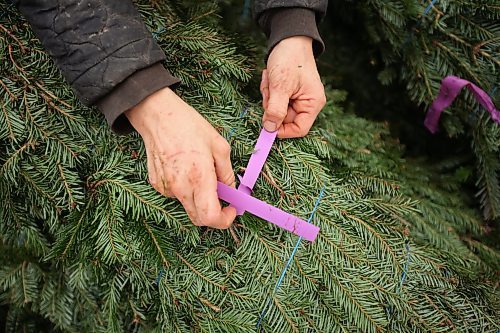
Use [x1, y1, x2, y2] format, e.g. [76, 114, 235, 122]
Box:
[263, 120, 277, 132]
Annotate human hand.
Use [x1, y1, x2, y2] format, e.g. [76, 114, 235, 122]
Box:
[125, 87, 236, 228]
[260, 36, 326, 138]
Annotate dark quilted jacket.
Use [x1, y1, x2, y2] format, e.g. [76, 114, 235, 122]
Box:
[15, 0, 327, 133]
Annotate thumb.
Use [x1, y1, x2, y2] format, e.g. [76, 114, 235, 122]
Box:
[262, 87, 290, 132]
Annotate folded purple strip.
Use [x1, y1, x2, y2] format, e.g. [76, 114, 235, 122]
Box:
[240, 129, 277, 190]
[234, 129, 277, 215]
[424, 75, 499, 134]
[218, 182, 320, 241]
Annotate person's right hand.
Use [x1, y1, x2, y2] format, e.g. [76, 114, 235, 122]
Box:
[125, 87, 236, 229]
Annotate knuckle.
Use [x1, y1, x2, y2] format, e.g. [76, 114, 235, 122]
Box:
[223, 172, 235, 185]
[266, 107, 287, 120]
[299, 128, 310, 136]
[201, 214, 219, 228]
[269, 79, 284, 91]
[268, 67, 289, 88]
[219, 221, 232, 230]
[319, 93, 327, 107]
[168, 181, 182, 195]
[191, 219, 202, 226]
[215, 137, 231, 156]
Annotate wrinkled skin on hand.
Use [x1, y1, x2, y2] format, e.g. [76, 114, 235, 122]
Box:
[260, 36, 326, 138]
[125, 87, 236, 228]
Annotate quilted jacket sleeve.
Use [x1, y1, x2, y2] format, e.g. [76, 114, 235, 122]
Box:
[15, 0, 180, 134]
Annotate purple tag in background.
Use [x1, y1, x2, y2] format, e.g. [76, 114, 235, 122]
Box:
[424, 75, 499, 133]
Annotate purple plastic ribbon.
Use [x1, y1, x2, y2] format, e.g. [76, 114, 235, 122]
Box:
[425, 76, 499, 133]
[216, 129, 320, 242]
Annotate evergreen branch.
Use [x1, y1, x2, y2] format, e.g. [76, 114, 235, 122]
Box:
[339, 207, 402, 274]
[439, 29, 500, 67]
[105, 195, 120, 262]
[60, 205, 89, 258]
[0, 23, 26, 52]
[174, 251, 248, 300]
[423, 293, 457, 331]
[23, 91, 78, 158]
[141, 219, 171, 268]
[8, 44, 72, 110]
[0, 140, 34, 176]
[19, 169, 55, 201]
[433, 41, 483, 86]
[0, 78, 16, 101]
[317, 233, 364, 267]
[1, 101, 14, 140]
[39, 92, 77, 121]
[57, 162, 75, 209]
[93, 178, 180, 227]
[457, 15, 496, 38]
[311, 251, 386, 332]
[273, 297, 299, 333]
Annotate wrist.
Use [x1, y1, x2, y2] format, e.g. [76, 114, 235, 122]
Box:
[273, 36, 314, 58]
[278, 36, 313, 47]
[125, 87, 180, 136]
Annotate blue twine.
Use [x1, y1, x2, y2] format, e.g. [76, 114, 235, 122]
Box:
[422, 0, 438, 16]
[388, 240, 411, 328]
[227, 105, 249, 140]
[155, 269, 165, 285]
[152, 26, 166, 40]
[256, 186, 326, 330]
[404, 0, 439, 45]
[395, 241, 411, 294]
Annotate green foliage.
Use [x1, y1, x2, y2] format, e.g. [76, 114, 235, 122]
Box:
[350, 0, 500, 220]
[0, 1, 498, 332]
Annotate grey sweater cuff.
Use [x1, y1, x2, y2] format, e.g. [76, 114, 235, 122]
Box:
[260, 8, 325, 61]
[96, 63, 180, 134]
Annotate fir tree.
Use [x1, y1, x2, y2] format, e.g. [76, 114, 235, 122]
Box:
[0, 1, 498, 332]
[331, 0, 500, 220]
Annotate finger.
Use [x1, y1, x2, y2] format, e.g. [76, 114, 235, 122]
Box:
[174, 188, 205, 227]
[193, 169, 236, 229]
[283, 106, 296, 124]
[279, 111, 317, 139]
[263, 88, 290, 132]
[260, 69, 269, 110]
[212, 137, 235, 187]
[172, 184, 201, 226]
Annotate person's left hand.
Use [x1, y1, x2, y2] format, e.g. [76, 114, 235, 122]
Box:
[260, 36, 326, 138]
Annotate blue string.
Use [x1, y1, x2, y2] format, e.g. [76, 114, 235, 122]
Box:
[256, 186, 326, 330]
[395, 242, 411, 294]
[404, 0, 439, 45]
[155, 269, 165, 285]
[227, 106, 249, 140]
[152, 26, 166, 40]
[422, 0, 438, 16]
